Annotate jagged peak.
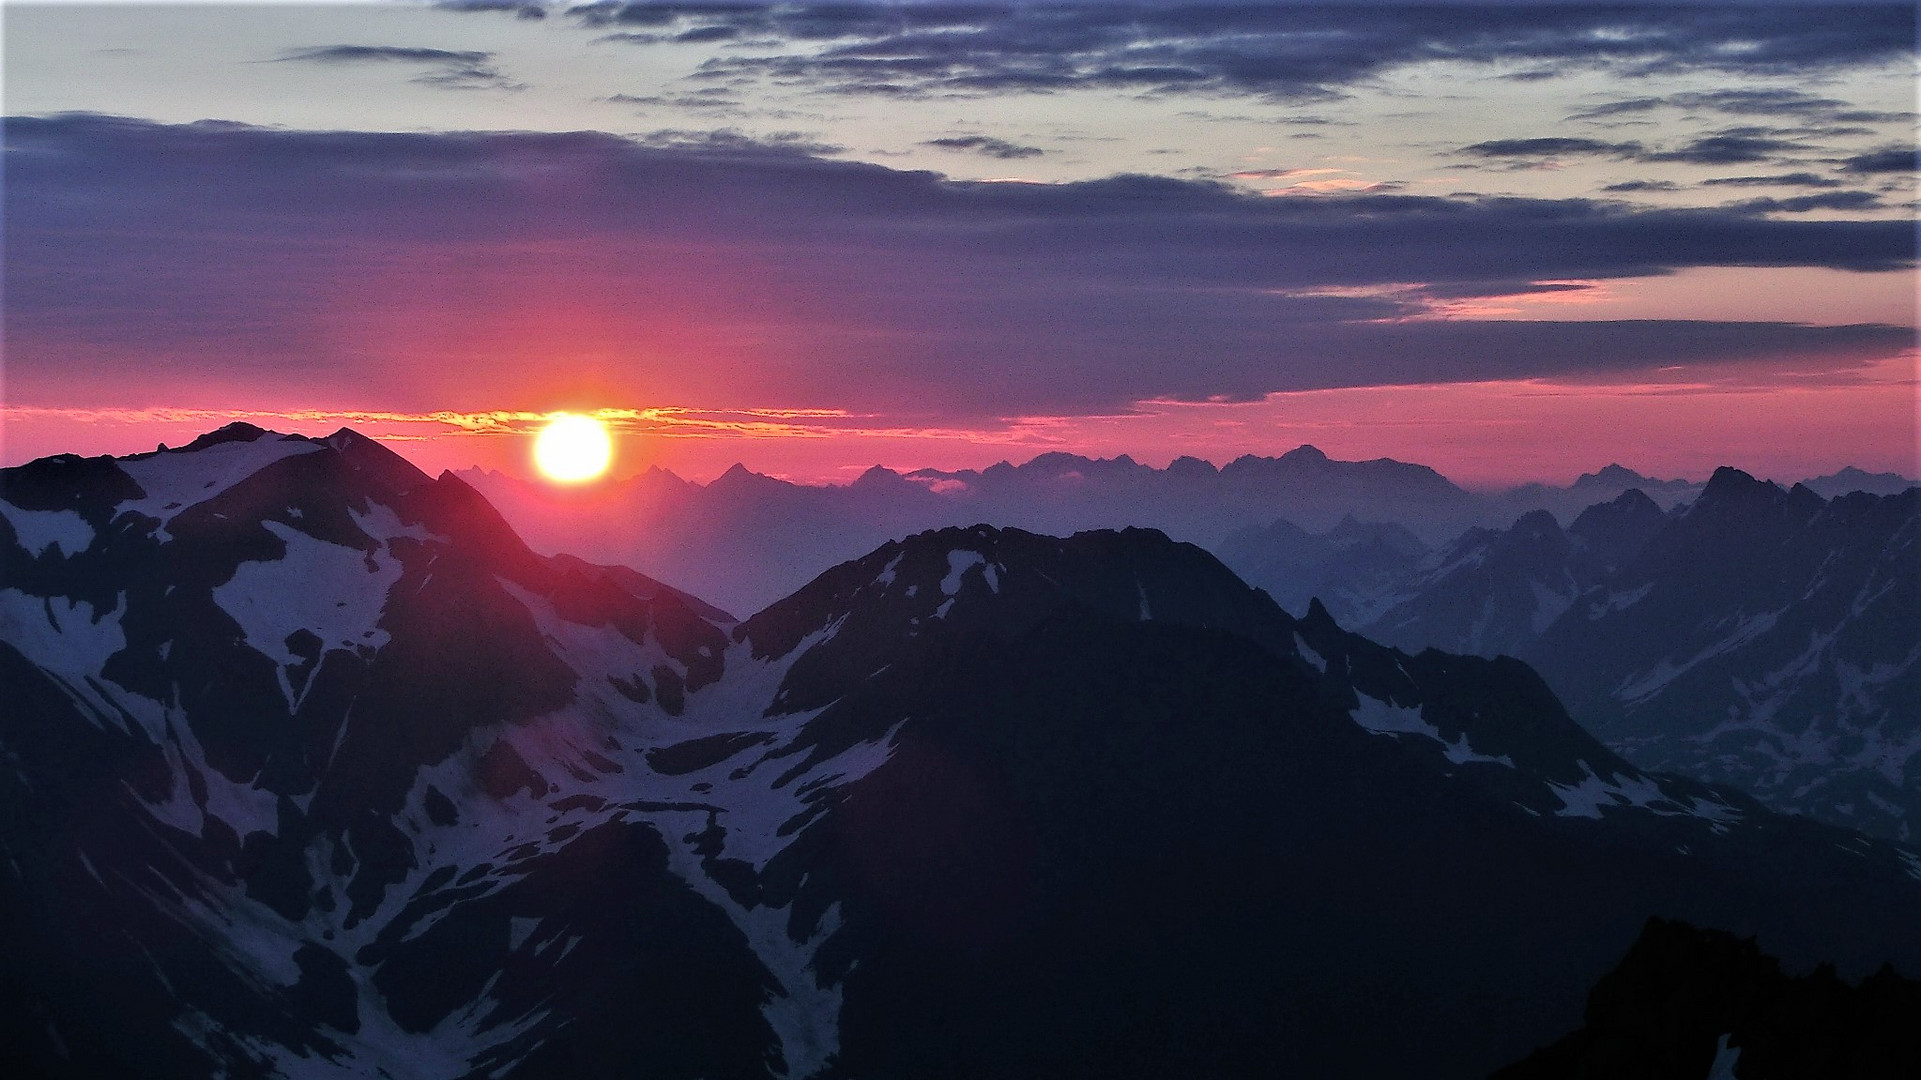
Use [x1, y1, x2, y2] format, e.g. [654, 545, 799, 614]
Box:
[1608, 487, 1661, 512]
[1574, 463, 1653, 487]
[1511, 508, 1564, 537]
[1694, 465, 1781, 508]
[323, 426, 433, 494]
[1165, 454, 1219, 477]
[1568, 487, 1665, 540]
[706, 462, 794, 494]
[850, 464, 912, 490]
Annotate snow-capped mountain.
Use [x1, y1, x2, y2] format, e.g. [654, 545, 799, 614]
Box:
[4, 426, 1920, 1079]
[1527, 468, 1921, 842]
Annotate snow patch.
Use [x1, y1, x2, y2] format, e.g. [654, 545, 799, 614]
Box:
[349, 503, 442, 545]
[1585, 583, 1652, 620]
[213, 522, 401, 705]
[0, 504, 94, 558]
[1349, 694, 1513, 767]
[117, 436, 325, 537]
[508, 916, 542, 952]
[1294, 634, 1327, 674]
[1706, 1034, 1741, 1080]
[940, 550, 985, 597]
[1900, 850, 1921, 883]
[1528, 579, 1573, 634]
[0, 590, 131, 729]
[1616, 608, 1784, 704]
[1545, 761, 1727, 823]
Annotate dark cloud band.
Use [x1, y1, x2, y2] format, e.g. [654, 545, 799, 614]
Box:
[530, 2, 1917, 101]
[5, 114, 1912, 418]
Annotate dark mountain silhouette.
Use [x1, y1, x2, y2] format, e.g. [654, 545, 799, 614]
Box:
[1495, 917, 1921, 1079]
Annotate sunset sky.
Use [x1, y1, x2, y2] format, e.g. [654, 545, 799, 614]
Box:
[4, 0, 1915, 487]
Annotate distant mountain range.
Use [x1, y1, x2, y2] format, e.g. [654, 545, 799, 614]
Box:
[461, 450, 1909, 620]
[5, 425, 1919, 1078]
[1232, 472, 1918, 843]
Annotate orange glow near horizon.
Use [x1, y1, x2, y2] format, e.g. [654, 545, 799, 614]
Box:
[3, 354, 1914, 491]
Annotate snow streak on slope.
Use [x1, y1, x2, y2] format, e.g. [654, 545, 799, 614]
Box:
[1350, 692, 1514, 767]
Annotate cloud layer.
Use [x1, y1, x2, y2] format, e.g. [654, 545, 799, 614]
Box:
[540, 2, 1915, 100]
[5, 113, 1912, 420]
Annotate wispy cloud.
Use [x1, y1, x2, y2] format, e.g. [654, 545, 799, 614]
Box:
[1570, 88, 1913, 125]
[924, 135, 1043, 160]
[275, 44, 525, 91]
[1700, 173, 1847, 190]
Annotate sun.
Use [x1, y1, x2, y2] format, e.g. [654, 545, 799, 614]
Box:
[533, 414, 614, 484]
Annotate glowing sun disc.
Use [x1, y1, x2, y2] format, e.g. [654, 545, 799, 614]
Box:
[533, 414, 613, 483]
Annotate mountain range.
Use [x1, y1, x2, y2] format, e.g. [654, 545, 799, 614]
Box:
[4, 424, 1920, 1077]
[460, 450, 1908, 629]
[1231, 474, 1918, 843]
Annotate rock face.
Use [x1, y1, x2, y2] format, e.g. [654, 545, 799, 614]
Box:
[4, 427, 1921, 1080]
[1493, 917, 1921, 1080]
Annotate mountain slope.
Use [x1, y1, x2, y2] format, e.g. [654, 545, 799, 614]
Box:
[4, 428, 1920, 1079]
[1357, 491, 1667, 657]
[1312, 474, 1918, 842]
[1525, 470, 1921, 840]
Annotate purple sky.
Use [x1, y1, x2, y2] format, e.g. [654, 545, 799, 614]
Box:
[5, 2, 1915, 485]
